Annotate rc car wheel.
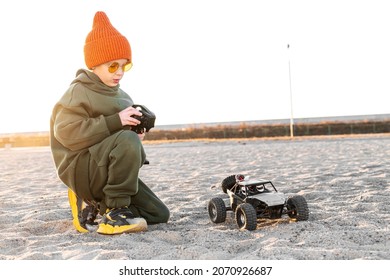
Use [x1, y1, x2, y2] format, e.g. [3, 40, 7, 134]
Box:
[208, 197, 227, 223]
[235, 203, 257, 231]
[221, 174, 244, 193]
[221, 175, 236, 193]
[286, 195, 309, 221]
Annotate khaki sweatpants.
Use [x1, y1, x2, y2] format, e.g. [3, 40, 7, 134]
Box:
[77, 130, 169, 224]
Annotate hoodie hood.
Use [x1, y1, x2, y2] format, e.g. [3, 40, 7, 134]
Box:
[71, 69, 120, 95]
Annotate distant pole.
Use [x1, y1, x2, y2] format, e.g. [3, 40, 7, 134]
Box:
[287, 44, 294, 138]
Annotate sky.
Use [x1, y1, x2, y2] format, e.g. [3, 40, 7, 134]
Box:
[1, 0, 390, 134]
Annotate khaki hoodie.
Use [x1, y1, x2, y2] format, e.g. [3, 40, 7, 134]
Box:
[50, 69, 134, 194]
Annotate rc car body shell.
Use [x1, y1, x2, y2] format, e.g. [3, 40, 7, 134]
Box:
[234, 179, 285, 207]
[244, 192, 285, 207]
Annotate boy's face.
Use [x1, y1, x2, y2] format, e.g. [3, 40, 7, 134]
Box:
[93, 58, 131, 87]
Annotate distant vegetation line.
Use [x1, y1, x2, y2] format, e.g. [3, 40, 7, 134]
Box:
[1, 117, 390, 148]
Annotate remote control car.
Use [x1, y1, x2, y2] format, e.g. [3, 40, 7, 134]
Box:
[208, 174, 309, 230]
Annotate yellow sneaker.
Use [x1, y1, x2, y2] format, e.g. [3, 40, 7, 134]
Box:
[97, 207, 147, 235]
[68, 188, 98, 233]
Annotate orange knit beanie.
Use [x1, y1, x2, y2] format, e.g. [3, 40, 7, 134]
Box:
[84, 11, 131, 69]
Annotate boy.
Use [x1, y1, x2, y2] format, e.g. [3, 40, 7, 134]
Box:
[50, 11, 169, 235]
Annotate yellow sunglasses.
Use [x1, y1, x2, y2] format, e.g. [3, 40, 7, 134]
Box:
[107, 61, 133, 73]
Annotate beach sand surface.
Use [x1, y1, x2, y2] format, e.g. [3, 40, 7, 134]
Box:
[0, 135, 389, 260]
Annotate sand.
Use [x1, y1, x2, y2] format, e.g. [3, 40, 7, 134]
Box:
[0, 134, 389, 261]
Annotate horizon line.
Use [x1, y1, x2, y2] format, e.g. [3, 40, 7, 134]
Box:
[1, 113, 390, 136]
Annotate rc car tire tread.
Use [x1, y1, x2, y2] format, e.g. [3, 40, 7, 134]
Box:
[221, 174, 238, 193]
[286, 195, 309, 221]
[235, 203, 257, 231]
[208, 197, 227, 223]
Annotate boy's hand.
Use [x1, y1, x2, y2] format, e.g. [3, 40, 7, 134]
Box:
[119, 106, 142, 127]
